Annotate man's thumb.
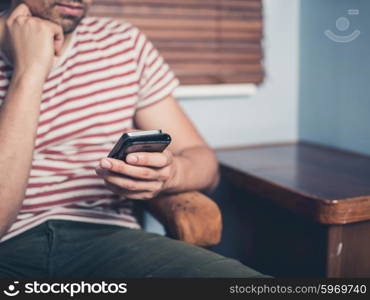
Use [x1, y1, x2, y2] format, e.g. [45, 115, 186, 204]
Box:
[53, 26, 64, 57]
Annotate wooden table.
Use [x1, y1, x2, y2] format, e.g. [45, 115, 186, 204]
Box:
[216, 142, 370, 277]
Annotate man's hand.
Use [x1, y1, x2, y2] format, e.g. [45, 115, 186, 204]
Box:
[96, 149, 179, 200]
[5, 4, 64, 80]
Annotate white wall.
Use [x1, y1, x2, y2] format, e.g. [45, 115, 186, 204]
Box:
[177, 0, 300, 149]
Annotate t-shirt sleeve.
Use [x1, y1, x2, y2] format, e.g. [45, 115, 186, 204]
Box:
[132, 28, 180, 109]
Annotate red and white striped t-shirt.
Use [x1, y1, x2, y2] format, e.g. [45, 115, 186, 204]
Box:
[0, 15, 180, 242]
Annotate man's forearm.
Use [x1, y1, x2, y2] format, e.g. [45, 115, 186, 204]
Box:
[0, 73, 44, 237]
[164, 145, 220, 194]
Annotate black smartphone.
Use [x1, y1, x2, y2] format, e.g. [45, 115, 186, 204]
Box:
[108, 129, 172, 161]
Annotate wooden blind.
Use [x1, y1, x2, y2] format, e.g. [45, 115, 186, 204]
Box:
[0, 1, 264, 85]
[90, 0, 264, 85]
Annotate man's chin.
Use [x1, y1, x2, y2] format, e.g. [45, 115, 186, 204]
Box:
[62, 24, 80, 35]
[60, 18, 83, 34]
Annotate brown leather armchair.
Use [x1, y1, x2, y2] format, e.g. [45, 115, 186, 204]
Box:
[146, 191, 222, 247]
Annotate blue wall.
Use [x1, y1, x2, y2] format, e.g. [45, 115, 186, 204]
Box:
[300, 0, 370, 155]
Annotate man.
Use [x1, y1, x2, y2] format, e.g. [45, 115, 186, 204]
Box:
[0, 0, 265, 277]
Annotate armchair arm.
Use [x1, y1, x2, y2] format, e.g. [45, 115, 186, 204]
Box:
[147, 191, 222, 247]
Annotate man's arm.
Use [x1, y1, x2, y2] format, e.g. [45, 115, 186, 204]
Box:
[0, 73, 44, 237]
[0, 4, 63, 238]
[97, 95, 220, 199]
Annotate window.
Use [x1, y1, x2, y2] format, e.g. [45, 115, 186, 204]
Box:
[0, 1, 264, 87]
[90, 0, 264, 86]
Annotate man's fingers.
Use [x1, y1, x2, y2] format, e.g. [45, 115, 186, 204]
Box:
[52, 24, 64, 56]
[10, 3, 32, 18]
[7, 3, 32, 25]
[12, 15, 29, 25]
[105, 181, 157, 200]
[126, 150, 173, 168]
[103, 175, 162, 192]
[98, 159, 160, 180]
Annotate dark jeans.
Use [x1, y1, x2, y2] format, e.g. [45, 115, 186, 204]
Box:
[0, 220, 267, 278]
